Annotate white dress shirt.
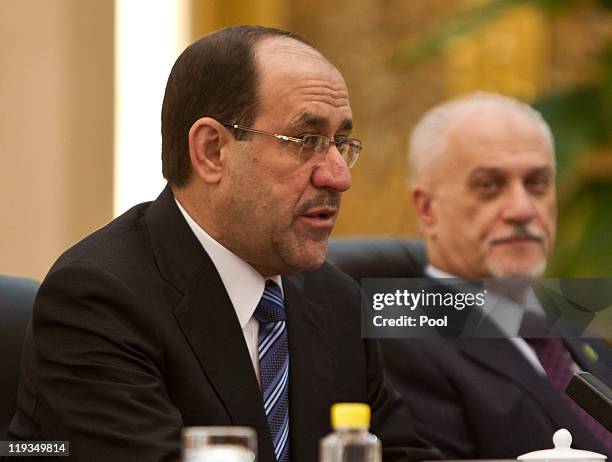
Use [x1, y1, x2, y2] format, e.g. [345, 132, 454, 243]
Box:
[175, 198, 283, 385]
[425, 264, 547, 375]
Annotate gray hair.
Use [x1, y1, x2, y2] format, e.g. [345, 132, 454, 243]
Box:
[408, 92, 555, 182]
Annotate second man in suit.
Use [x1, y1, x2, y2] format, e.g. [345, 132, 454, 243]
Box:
[381, 92, 611, 459]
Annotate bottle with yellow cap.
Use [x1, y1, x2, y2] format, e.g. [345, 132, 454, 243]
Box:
[319, 403, 381, 462]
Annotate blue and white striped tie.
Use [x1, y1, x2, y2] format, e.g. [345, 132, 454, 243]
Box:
[255, 281, 290, 462]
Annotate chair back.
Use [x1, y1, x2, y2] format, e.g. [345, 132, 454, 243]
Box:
[0, 275, 38, 439]
[327, 237, 427, 281]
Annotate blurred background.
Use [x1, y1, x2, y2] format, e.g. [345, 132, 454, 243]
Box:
[1, 0, 611, 281]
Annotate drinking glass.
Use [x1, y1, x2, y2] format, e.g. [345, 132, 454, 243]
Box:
[182, 426, 257, 462]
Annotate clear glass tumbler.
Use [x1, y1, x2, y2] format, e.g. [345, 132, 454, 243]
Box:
[181, 426, 257, 462]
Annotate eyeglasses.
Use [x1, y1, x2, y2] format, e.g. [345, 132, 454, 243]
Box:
[222, 123, 362, 169]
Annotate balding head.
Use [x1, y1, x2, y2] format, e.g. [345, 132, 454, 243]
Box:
[409, 92, 554, 186]
[409, 92, 557, 280]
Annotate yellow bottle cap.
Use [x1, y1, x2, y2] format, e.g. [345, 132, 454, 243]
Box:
[331, 403, 371, 429]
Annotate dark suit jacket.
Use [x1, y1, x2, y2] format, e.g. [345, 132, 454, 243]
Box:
[381, 318, 611, 459]
[9, 187, 439, 462]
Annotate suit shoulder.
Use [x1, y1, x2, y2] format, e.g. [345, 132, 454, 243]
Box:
[306, 260, 359, 285]
[302, 261, 361, 295]
[50, 201, 152, 273]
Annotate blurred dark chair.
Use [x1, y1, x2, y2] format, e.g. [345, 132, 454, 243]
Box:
[0, 275, 38, 440]
[327, 237, 427, 281]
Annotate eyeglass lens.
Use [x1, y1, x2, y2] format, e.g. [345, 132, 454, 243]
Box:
[299, 135, 360, 168]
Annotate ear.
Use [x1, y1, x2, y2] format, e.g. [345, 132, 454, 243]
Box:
[188, 117, 232, 184]
[412, 185, 437, 237]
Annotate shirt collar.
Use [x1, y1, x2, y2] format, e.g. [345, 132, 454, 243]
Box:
[425, 264, 544, 337]
[174, 198, 283, 329]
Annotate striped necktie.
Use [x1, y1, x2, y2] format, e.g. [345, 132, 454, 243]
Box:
[254, 281, 290, 462]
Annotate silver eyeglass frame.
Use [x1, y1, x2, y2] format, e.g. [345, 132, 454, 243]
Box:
[221, 122, 361, 168]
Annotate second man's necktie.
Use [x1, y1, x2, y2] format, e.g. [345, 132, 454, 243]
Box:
[522, 313, 611, 455]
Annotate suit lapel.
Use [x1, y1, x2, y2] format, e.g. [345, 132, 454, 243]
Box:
[172, 257, 275, 460]
[565, 337, 612, 384]
[284, 274, 333, 462]
[457, 338, 605, 450]
[145, 186, 274, 461]
[458, 337, 560, 409]
[534, 286, 612, 384]
[429, 276, 608, 451]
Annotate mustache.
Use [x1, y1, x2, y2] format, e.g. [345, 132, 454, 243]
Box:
[489, 223, 545, 245]
[296, 193, 340, 216]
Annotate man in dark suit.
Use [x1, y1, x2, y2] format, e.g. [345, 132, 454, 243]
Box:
[380, 92, 611, 459]
[9, 26, 440, 462]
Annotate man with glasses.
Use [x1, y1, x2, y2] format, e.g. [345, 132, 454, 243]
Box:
[10, 26, 439, 462]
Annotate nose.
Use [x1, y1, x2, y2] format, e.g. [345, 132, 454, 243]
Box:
[501, 182, 537, 225]
[310, 145, 352, 192]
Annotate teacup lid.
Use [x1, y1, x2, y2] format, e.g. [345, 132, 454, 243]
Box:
[518, 429, 606, 461]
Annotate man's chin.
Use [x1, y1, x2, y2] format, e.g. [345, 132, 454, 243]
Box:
[486, 244, 548, 278]
[486, 257, 547, 279]
[275, 237, 329, 274]
[298, 240, 329, 270]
